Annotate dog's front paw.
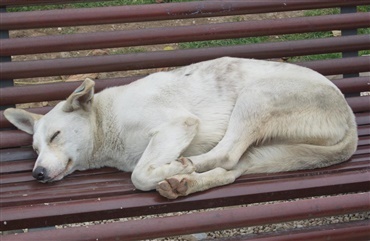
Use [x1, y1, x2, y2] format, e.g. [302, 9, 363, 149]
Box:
[176, 156, 194, 172]
[156, 175, 191, 199]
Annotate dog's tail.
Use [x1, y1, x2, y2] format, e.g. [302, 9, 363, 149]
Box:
[243, 123, 358, 174]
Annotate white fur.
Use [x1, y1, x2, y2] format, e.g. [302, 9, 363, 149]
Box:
[4, 57, 358, 199]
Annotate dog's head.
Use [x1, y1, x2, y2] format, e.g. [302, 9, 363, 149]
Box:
[4, 79, 96, 183]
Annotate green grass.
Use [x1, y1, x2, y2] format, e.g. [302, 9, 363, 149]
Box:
[303, 8, 339, 16]
[179, 36, 270, 49]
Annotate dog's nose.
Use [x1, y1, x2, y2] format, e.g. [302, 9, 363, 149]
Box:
[32, 166, 47, 181]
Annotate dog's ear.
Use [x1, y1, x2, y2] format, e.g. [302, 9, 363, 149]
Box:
[63, 78, 95, 112]
[3, 108, 43, 135]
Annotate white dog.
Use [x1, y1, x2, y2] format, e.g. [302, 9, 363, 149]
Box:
[4, 57, 358, 199]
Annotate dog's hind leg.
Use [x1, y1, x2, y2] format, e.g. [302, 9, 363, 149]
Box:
[186, 84, 356, 173]
[157, 123, 357, 199]
[187, 88, 272, 172]
[131, 113, 199, 191]
[240, 128, 357, 174]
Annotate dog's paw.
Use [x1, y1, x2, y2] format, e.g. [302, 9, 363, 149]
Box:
[156, 176, 190, 199]
[176, 157, 195, 172]
[177, 156, 192, 166]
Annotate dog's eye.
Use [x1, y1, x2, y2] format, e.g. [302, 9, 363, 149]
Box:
[50, 131, 61, 143]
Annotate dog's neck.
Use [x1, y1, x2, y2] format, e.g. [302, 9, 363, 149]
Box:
[89, 99, 104, 167]
[88, 93, 128, 170]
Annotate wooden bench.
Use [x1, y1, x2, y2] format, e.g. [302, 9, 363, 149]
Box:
[1, 0, 369, 240]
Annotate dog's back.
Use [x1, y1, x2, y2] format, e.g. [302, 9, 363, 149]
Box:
[95, 57, 357, 163]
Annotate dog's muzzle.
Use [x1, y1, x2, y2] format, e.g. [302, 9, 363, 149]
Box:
[32, 166, 48, 181]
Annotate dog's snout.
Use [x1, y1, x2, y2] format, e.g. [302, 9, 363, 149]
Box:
[33, 166, 47, 181]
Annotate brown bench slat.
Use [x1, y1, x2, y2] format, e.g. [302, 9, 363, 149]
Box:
[0, 77, 139, 107]
[1, 37, 369, 80]
[0, 169, 123, 187]
[0, 172, 38, 185]
[0, 165, 122, 183]
[0, 180, 134, 208]
[332, 76, 370, 94]
[0, 168, 127, 186]
[0, 130, 32, 149]
[358, 125, 370, 136]
[347, 96, 370, 113]
[0, 147, 37, 162]
[217, 220, 370, 241]
[3, 0, 370, 30]
[354, 145, 370, 156]
[0, 168, 122, 191]
[1, 75, 368, 107]
[355, 112, 370, 126]
[358, 136, 370, 146]
[3, 12, 370, 56]
[1, 169, 368, 231]
[298, 56, 369, 76]
[2, 192, 368, 241]
[0, 159, 34, 173]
